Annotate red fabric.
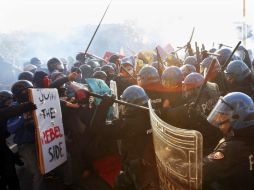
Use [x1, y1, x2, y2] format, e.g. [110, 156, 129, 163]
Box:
[93, 155, 122, 187]
[103, 52, 125, 63]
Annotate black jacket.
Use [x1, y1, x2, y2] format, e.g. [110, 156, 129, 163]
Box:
[84, 99, 159, 189]
[203, 126, 254, 190]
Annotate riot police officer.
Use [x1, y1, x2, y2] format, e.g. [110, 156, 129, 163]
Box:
[162, 73, 221, 154]
[161, 66, 184, 109]
[83, 85, 159, 190]
[224, 60, 254, 99]
[204, 92, 254, 190]
[137, 65, 164, 111]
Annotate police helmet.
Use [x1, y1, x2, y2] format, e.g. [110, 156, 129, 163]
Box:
[86, 60, 100, 69]
[18, 71, 34, 82]
[79, 64, 93, 78]
[224, 60, 251, 82]
[101, 65, 115, 76]
[200, 57, 221, 75]
[207, 92, 254, 131]
[183, 56, 198, 66]
[182, 73, 204, 99]
[180, 64, 196, 78]
[47, 57, 64, 73]
[215, 48, 232, 65]
[121, 85, 149, 105]
[93, 67, 101, 72]
[92, 71, 107, 80]
[107, 62, 117, 72]
[162, 66, 183, 89]
[137, 65, 160, 86]
[11, 80, 33, 103]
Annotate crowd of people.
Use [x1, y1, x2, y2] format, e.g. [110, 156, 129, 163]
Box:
[1, 43, 254, 190]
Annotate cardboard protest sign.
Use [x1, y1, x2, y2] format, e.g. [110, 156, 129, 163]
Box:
[29, 88, 67, 174]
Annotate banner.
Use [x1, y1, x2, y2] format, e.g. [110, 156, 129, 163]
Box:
[103, 51, 125, 63]
[148, 100, 203, 190]
[29, 88, 67, 174]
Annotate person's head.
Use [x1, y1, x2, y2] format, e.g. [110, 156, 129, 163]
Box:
[120, 61, 134, 77]
[50, 71, 66, 82]
[109, 54, 121, 66]
[201, 57, 221, 80]
[137, 65, 160, 87]
[30, 57, 42, 68]
[79, 64, 93, 79]
[182, 73, 204, 99]
[23, 64, 37, 73]
[207, 92, 254, 136]
[70, 67, 82, 82]
[18, 71, 34, 83]
[101, 65, 115, 78]
[11, 80, 33, 103]
[76, 52, 86, 63]
[165, 54, 181, 67]
[0, 90, 13, 107]
[162, 66, 183, 92]
[120, 85, 149, 116]
[33, 71, 50, 88]
[180, 64, 196, 78]
[184, 56, 197, 66]
[47, 57, 64, 73]
[107, 62, 117, 73]
[224, 60, 251, 84]
[184, 56, 199, 71]
[215, 48, 232, 65]
[92, 71, 107, 81]
[86, 60, 100, 69]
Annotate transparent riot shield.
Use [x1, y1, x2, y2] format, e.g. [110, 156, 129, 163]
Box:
[148, 100, 203, 190]
[110, 80, 119, 119]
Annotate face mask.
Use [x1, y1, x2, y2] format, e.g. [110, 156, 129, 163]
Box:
[43, 76, 51, 88]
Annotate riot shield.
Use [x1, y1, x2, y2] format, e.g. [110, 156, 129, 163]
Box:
[110, 80, 119, 119]
[148, 100, 203, 190]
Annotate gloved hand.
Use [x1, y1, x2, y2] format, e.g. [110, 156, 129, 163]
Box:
[184, 102, 199, 119]
[101, 94, 116, 107]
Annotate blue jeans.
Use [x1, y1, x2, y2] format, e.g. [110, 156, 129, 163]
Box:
[18, 143, 45, 190]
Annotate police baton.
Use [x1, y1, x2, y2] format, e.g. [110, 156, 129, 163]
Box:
[83, 0, 112, 62]
[218, 43, 232, 49]
[70, 82, 149, 110]
[221, 41, 241, 71]
[193, 58, 216, 108]
[88, 90, 149, 111]
[156, 47, 164, 79]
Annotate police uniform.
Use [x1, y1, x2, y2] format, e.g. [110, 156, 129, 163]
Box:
[203, 135, 254, 190]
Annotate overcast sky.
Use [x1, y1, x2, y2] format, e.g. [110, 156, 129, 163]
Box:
[0, 0, 253, 47]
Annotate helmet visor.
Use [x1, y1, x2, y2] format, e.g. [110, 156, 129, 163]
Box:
[207, 97, 234, 127]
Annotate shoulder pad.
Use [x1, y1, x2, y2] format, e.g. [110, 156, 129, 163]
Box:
[208, 151, 224, 160]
